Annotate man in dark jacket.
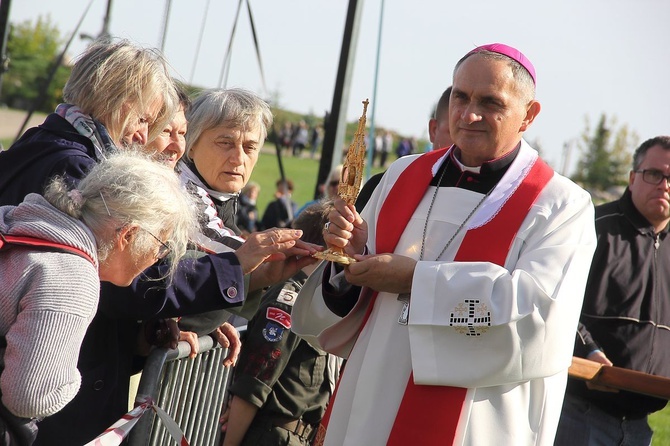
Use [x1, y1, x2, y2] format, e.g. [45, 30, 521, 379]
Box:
[555, 136, 670, 445]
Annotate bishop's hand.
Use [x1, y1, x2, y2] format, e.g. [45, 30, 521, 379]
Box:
[345, 253, 416, 294]
[324, 197, 368, 258]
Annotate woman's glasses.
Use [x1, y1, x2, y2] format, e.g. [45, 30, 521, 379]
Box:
[143, 228, 171, 259]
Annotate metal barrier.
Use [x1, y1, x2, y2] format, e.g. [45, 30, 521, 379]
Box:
[127, 336, 231, 446]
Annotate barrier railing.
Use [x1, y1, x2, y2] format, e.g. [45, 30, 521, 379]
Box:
[127, 335, 232, 446]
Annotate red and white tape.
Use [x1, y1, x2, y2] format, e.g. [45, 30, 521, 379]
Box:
[84, 395, 189, 446]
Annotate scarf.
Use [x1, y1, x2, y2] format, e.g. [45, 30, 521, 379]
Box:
[55, 104, 118, 160]
[177, 160, 243, 251]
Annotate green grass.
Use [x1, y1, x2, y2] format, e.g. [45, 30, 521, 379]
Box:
[251, 143, 388, 216]
[650, 405, 670, 445]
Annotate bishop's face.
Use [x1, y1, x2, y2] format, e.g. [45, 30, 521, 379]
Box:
[449, 54, 539, 166]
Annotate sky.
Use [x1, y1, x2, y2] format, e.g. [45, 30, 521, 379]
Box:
[7, 0, 670, 175]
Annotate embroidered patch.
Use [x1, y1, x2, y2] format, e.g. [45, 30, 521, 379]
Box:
[266, 307, 292, 329]
[262, 322, 284, 342]
[276, 289, 298, 306]
[449, 299, 491, 336]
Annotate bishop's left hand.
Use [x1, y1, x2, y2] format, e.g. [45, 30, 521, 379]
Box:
[345, 253, 416, 294]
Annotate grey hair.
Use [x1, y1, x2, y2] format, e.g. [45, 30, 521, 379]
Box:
[454, 51, 536, 102]
[44, 150, 197, 281]
[63, 38, 178, 146]
[633, 136, 670, 170]
[185, 88, 273, 160]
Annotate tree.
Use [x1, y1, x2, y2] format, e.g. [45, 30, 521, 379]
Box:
[571, 114, 638, 190]
[0, 15, 71, 113]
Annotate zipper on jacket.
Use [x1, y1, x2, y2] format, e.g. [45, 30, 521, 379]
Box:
[648, 233, 662, 373]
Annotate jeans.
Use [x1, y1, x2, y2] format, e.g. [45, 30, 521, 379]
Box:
[554, 393, 653, 446]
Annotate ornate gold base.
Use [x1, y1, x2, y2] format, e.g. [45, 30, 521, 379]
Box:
[312, 249, 357, 265]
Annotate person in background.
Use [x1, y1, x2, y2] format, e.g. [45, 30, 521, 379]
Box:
[309, 124, 322, 159]
[380, 131, 393, 168]
[293, 43, 597, 445]
[221, 200, 343, 446]
[374, 131, 384, 166]
[236, 181, 261, 237]
[395, 137, 413, 158]
[429, 86, 454, 151]
[291, 121, 309, 157]
[0, 151, 196, 443]
[278, 122, 293, 156]
[555, 136, 670, 446]
[295, 164, 342, 218]
[261, 179, 298, 230]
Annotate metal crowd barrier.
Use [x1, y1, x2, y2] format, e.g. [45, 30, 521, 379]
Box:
[127, 335, 232, 446]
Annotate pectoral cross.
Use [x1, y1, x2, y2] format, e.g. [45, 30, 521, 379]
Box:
[397, 293, 410, 325]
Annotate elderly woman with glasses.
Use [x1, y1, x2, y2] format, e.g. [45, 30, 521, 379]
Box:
[0, 152, 196, 442]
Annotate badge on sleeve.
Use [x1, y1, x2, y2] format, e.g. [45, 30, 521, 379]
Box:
[262, 322, 284, 342]
[276, 289, 298, 306]
[266, 307, 291, 329]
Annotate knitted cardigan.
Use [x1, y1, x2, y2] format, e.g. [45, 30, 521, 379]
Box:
[0, 194, 99, 418]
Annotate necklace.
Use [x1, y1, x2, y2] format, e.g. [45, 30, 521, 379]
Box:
[419, 159, 493, 262]
[398, 157, 493, 326]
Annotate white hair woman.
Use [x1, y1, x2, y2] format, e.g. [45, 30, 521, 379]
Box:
[0, 151, 196, 437]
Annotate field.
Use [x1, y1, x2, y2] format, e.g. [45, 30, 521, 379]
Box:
[250, 144, 388, 215]
[651, 407, 670, 444]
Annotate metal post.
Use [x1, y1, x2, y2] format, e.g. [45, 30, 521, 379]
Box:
[315, 0, 364, 199]
[100, 0, 112, 39]
[159, 0, 172, 52]
[14, 0, 94, 142]
[0, 0, 13, 101]
[365, 0, 385, 180]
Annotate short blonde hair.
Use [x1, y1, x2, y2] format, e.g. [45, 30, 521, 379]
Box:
[63, 38, 178, 146]
[45, 150, 197, 281]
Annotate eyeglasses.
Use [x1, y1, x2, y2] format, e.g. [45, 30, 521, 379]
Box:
[143, 228, 171, 259]
[635, 169, 670, 186]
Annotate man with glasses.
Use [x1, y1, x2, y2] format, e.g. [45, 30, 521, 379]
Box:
[556, 136, 670, 445]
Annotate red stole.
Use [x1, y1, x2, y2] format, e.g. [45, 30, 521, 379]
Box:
[317, 148, 553, 445]
[381, 148, 553, 445]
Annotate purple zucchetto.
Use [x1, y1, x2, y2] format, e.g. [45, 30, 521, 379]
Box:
[467, 43, 536, 85]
